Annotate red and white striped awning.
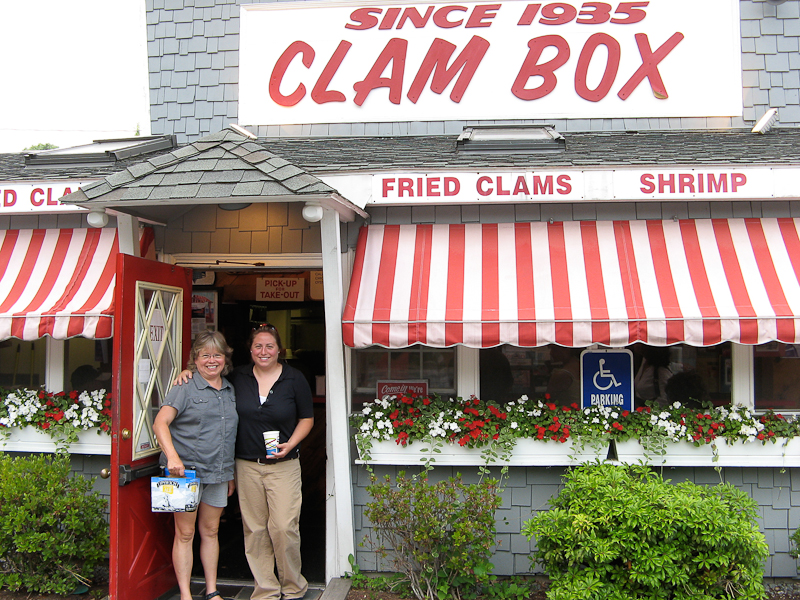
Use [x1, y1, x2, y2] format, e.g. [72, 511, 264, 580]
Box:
[0, 228, 119, 340]
[342, 219, 800, 348]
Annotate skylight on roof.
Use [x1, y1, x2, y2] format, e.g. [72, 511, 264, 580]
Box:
[456, 125, 565, 154]
[24, 135, 177, 168]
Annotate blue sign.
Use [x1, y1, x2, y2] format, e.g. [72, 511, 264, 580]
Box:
[580, 350, 634, 411]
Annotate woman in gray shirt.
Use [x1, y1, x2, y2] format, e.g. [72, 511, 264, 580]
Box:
[154, 331, 238, 600]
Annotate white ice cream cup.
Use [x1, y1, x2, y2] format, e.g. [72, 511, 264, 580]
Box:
[263, 430, 279, 457]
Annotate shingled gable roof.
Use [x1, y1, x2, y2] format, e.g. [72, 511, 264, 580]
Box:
[60, 128, 341, 218]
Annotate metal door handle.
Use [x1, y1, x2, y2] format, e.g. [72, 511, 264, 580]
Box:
[119, 463, 162, 486]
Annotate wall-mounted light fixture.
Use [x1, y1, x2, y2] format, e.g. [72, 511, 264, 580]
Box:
[302, 202, 324, 223]
[86, 208, 109, 228]
[752, 108, 779, 134]
[765, 0, 788, 5]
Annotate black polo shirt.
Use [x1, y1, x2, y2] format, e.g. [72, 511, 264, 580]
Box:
[230, 362, 314, 461]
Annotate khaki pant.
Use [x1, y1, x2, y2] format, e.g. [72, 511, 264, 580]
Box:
[235, 458, 308, 600]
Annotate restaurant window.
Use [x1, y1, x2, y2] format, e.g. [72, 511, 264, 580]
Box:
[0, 339, 47, 389]
[754, 343, 800, 412]
[65, 338, 112, 393]
[351, 347, 456, 407]
[479, 343, 732, 407]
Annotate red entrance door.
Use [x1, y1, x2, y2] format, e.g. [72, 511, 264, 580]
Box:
[109, 254, 193, 600]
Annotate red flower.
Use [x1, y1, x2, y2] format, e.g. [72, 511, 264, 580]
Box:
[471, 429, 481, 439]
[492, 433, 499, 440]
[459, 436, 470, 447]
[40, 422, 51, 430]
[622, 410, 630, 417]
[69, 390, 78, 400]
[389, 410, 399, 420]
[38, 390, 45, 399]
[757, 432, 765, 440]
[571, 403, 579, 410]
[404, 419, 414, 426]
[546, 403, 556, 411]
[396, 431, 410, 446]
[544, 393, 551, 400]
[422, 398, 431, 406]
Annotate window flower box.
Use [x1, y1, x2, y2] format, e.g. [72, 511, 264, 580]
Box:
[1, 426, 111, 455]
[356, 437, 607, 466]
[613, 438, 800, 468]
[1, 388, 112, 455]
[351, 393, 800, 469]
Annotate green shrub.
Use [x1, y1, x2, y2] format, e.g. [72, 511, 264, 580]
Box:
[0, 453, 109, 594]
[364, 472, 500, 600]
[790, 527, 800, 561]
[522, 463, 768, 600]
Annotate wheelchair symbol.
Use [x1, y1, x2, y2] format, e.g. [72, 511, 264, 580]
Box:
[592, 359, 621, 391]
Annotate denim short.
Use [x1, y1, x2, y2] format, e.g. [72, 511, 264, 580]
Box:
[199, 481, 230, 508]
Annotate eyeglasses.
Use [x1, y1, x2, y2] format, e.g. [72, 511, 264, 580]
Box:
[199, 354, 224, 360]
[252, 323, 277, 332]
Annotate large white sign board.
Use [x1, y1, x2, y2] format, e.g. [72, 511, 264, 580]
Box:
[241, 0, 742, 124]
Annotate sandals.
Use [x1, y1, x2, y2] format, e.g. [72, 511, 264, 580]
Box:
[206, 592, 231, 600]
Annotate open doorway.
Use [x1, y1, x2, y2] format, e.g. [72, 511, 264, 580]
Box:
[190, 270, 327, 584]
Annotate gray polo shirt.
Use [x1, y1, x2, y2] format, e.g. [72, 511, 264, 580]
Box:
[159, 374, 238, 484]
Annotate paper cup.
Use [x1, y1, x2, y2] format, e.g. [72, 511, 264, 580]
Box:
[263, 431, 279, 457]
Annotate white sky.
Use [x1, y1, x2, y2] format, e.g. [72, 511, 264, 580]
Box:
[0, 0, 150, 152]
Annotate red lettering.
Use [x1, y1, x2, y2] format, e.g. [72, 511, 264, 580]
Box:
[539, 3, 577, 25]
[557, 174, 572, 194]
[354, 38, 407, 106]
[3, 190, 16, 207]
[477, 176, 493, 196]
[517, 4, 541, 25]
[465, 4, 500, 27]
[533, 175, 553, 195]
[46, 188, 56, 206]
[397, 6, 434, 28]
[577, 2, 612, 24]
[417, 177, 423, 196]
[513, 176, 530, 195]
[611, 2, 649, 24]
[382, 179, 395, 197]
[511, 35, 570, 100]
[618, 32, 683, 100]
[346, 8, 381, 30]
[707, 173, 727, 193]
[62, 187, 72, 196]
[496, 176, 510, 195]
[427, 177, 440, 196]
[658, 174, 674, 194]
[399, 178, 414, 197]
[311, 41, 351, 104]
[270, 41, 314, 107]
[407, 36, 490, 103]
[30, 189, 45, 207]
[640, 174, 655, 193]
[678, 174, 694, 194]
[379, 7, 401, 29]
[444, 177, 461, 195]
[575, 33, 620, 102]
[698, 175, 704, 193]
[732, 173, 746, 192]
[433, 5, 468, 28]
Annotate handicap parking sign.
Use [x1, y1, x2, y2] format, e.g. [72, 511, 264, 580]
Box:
[580, 349, 634, 412]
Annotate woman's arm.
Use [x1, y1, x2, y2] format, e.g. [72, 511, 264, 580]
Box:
[275, 417, 314, 458]
[153, 405, 186, 476]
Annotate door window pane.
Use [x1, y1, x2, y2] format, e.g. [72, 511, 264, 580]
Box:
[754, 343, 800, 411]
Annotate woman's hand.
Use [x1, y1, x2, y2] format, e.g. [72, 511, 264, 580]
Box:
[166, 456, 186, 477]
[228, 480, 236, 496]
[171, 370, 193, 386]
